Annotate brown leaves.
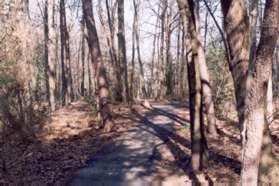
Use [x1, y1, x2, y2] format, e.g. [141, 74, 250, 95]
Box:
[0, 101, 111, 184]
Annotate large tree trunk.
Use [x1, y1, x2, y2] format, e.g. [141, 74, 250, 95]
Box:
[44, 0, 56, 112]
[177, 0, 208, 175]
[220, 0, 250, 127]
[82, 0, 113, 131]
[117, 0, 130, 103]
[241, 0, 279, 184]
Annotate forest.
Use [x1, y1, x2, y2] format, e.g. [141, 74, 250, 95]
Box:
[0, 0, 279, 185]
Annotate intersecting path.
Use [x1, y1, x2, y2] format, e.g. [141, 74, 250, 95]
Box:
[68, 103, 190, 186]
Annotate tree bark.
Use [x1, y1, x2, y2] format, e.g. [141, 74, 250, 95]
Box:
[179, 23, 187, 98]
[220, 0, 250, 126]
[266, 74, 273, 124]
[165, 6, 173, 96]
[196, 0, 217, 136]
[80, 16, 85, 96]
[152, 5, 161, 99]
[44, 0, 56, 112]
[157, 0, 167, 99]
[104, 0, 120, 101]
[130, 4, 136, 100]
[175, 20, 181, 96]
[82, 0, 113, 131]
[177, 0, 208, 174]
[60, 0, 73, 105]
[249, 0, 259, 65]
[241, 0, 279, 184]
[117, 0, 130, 103]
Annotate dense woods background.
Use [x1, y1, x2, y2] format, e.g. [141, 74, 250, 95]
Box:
[0, 0, 279, 184]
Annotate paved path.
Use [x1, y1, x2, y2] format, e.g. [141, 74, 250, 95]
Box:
[68, 103, 190, 186]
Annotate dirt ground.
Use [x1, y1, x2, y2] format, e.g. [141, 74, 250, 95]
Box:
[1, 100, 278, 184]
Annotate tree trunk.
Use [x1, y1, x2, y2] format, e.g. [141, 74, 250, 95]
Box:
[259, 113, 278, 183]
[196, 0, 217, 136]
[157, 0, 167, 99]
[87, 51, 93, 97]
[152, 5, 161, 99]
[105, 0, 121, 102]
[133, 0, 147, 99]
[177, 0, 208, 175]
[150, 25, 157, 98]
[276, 45, 279, 96]
[220, 0, 250, 126]
[130, 6, 136, 100]
[80, 17, 85, 96]
[44, 0, 56, 112]
[241, 0, 279, 184]
[64, 10, 74, 102]
[82, 0, 113, 131]
[175, 20, 181, 97]
[249, 0, 259, 65]
[117, 0, 130, 103]
[60, 0, 68, 105]
[180, 23, 187, 98]
[165, 7, 173, 96]
[203, 9, 208, 51]
[266, 76, 273, 124]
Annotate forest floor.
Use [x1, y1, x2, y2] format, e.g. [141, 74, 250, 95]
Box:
[68, 101, 241, 185]
[1, 100, 279, 184]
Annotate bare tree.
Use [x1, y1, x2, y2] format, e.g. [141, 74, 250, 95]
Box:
[82, 0, 113, 131]
[117, 0, 130, 103]
[132, 0, 148, 100]
[60, 0, 73, 105]
[157, 0, 167, 99]
[44, 0, 56, 112]
[177, 0, 208, 175]
[196, 0, 217, 136]
[80, 16, 85, 96]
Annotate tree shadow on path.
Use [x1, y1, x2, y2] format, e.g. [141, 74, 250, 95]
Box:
[131, 105, 241, 181]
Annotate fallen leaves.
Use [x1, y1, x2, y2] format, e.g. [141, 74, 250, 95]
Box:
[0, 101, 119, 184]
